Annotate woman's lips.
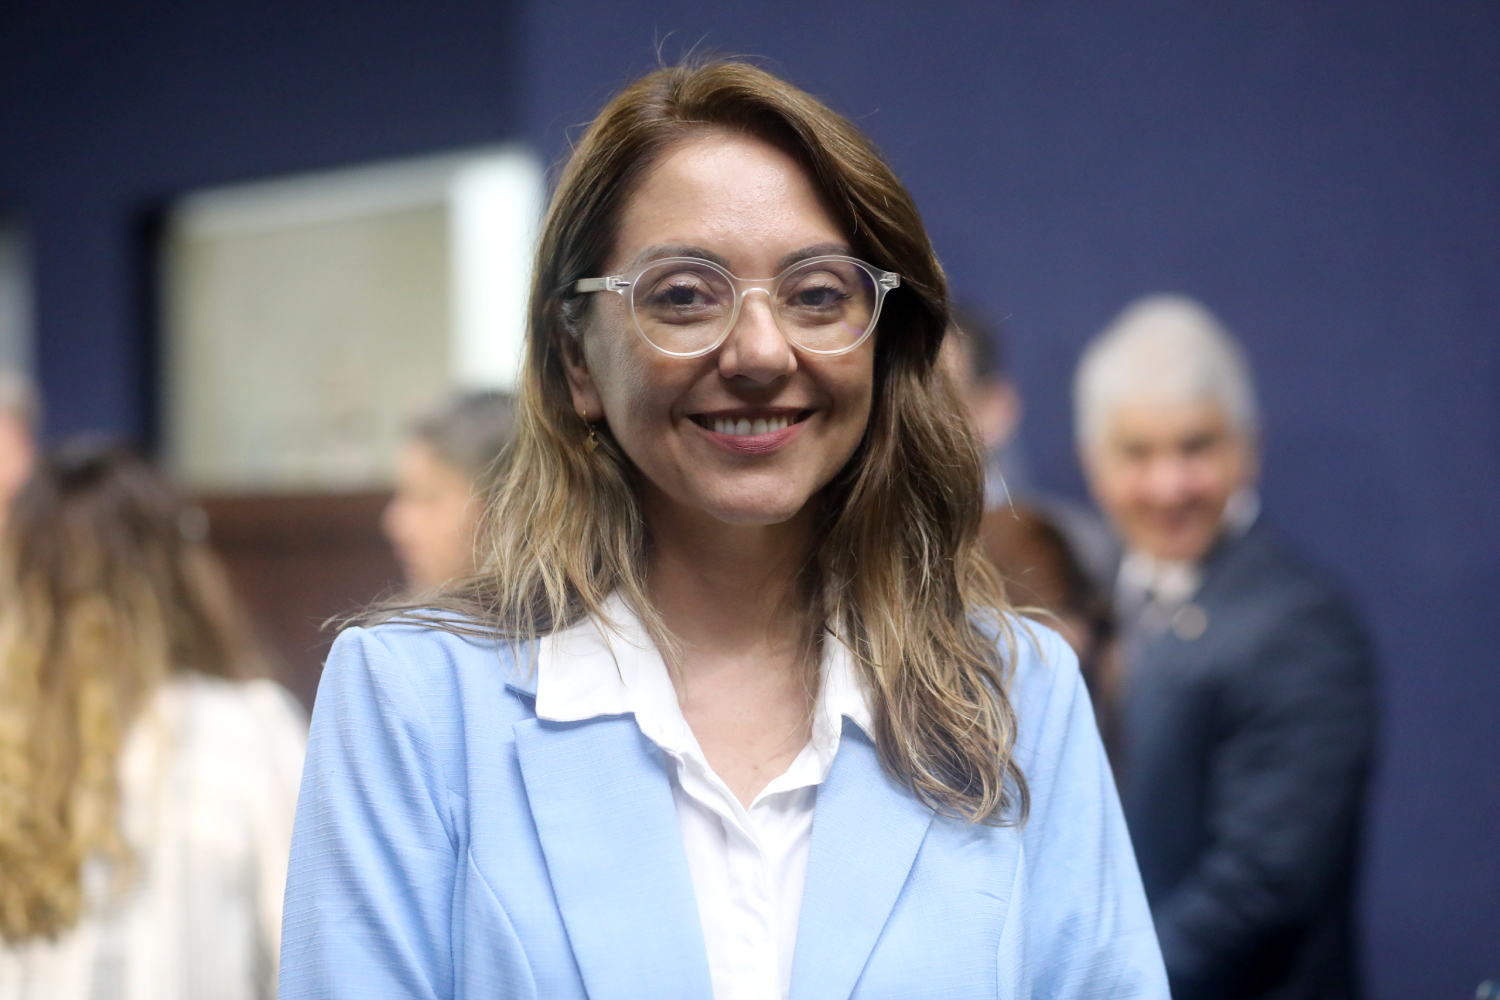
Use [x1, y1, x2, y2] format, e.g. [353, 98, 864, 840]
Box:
[691, 410, 810, 455]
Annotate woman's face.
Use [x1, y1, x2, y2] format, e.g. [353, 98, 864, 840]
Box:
[381, 439, 482, 589]
[563, 132, 875, 529]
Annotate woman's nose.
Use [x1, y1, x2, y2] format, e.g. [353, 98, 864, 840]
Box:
[716, 291, 797, 384]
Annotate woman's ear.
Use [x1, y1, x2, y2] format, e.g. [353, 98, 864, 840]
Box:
[559, 326, 603, 421]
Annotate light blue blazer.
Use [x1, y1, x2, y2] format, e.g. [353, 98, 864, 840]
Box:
[279, 618, 1168, 999]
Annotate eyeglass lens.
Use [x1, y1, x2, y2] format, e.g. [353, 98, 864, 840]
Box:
[630, 259, 878, 355]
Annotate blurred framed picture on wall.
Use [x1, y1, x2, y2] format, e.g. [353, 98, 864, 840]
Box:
[158, 147, 543, 704]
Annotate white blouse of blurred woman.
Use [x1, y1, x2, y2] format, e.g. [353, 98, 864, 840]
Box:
[0, 443, 305, 1000]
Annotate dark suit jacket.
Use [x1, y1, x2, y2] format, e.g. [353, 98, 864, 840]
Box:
[1118, 521, 1376, 1000]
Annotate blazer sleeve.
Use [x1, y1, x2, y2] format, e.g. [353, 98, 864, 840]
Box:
[1152, 593, 1375, 990]
[1013, 623, 1171, 998]
[279, 627, 461, 1000]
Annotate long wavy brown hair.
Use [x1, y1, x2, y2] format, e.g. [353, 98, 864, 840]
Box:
[0, 442, 262, 942]
[396, 59, 1027, 824]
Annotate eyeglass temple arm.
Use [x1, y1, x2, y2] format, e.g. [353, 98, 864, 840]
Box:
[573, 276, 631, 294]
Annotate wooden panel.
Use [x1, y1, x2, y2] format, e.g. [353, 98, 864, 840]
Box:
[198, 491, 402, 712]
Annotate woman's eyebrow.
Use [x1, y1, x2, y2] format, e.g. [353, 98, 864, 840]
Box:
[627, 244, 731, 269]
[775, 243, 854, 271]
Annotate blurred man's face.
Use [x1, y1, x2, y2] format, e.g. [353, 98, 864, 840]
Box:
[1085, 398, 1254, 563]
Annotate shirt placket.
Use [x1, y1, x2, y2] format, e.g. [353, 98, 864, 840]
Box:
[674, 753, 784, 1000]
[723, 816, 778, 1000]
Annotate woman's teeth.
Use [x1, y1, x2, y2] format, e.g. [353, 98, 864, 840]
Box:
[712, 415, 792, 436]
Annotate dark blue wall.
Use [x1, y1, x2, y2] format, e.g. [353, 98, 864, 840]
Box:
[2, 1, 1496, 994]
[525, 4, 1500, 995]
[0, 0, 522, 440]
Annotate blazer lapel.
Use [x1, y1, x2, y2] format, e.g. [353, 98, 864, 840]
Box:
[514, 714, 712, 1000]
[790, 721, 934, 1000]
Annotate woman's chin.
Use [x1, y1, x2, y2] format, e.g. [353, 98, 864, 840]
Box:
[686, 486, 816, 529]
[705, 501, 809, 528]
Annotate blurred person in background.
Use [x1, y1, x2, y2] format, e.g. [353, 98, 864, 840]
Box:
[943, 304, 1116, 588]
[0, 441, 306, 1000]
[381, 390, 516, 591]
[0, 370, 37, 537]
[1076, 295, 1375, 1000]
[943, 307, 1120, 739]
[978, 504, 1122, 760]
[941, 303, 1023, 503]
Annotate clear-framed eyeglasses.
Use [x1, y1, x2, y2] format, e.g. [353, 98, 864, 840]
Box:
[573, 255, 901, 358]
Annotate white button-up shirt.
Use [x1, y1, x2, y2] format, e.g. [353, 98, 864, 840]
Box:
[535, 594, 873, 1000]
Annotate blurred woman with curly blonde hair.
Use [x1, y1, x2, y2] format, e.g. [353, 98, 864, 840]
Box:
[0, 441, 305, 1000]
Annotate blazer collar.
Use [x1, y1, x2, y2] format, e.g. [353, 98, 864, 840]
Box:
[513, 714, 714, 1000]
[515, 713, 934, 1000]
[513, 600, 925, 1000]
[790, 720, 934, 999]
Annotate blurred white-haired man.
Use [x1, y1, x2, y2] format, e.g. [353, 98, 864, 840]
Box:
[1076, 295, 1375, 1000]
[0, 368, 36, 534]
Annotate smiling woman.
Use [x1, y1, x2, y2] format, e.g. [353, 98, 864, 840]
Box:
[279, 60, 1169, 1000]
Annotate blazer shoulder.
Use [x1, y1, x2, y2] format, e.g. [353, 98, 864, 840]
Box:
[1215, 524, 1363, 624]
[1004, 615, 1092, 754]
[1204, 526, 1375, 689]
[315, 619, 539, 810]
[1007, 614, 1081, 689]
[325, 617, 536, 722]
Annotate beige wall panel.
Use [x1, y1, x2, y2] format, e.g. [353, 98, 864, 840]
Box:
[165, 206, 449, 491]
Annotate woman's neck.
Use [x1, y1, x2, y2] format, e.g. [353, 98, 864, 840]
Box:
[644, 493, 814, 660]
[643, 489, 819, 806]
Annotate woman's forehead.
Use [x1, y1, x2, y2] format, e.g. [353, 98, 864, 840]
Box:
[611, 133, 848, 271]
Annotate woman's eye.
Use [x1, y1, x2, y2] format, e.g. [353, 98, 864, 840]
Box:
[790, 283, 848, 309]
[645, 280, 696, 307]
[664, 284, 699, 305]
[645, 275, 714, 307]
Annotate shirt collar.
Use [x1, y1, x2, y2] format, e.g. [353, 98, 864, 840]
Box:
[535, 592, 874, 773]
[534, 591, 665, 724]
[1117, 550, 1203, 608]
[1221, 487, 1261, 538]
[1116, 487, 1261, 607]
